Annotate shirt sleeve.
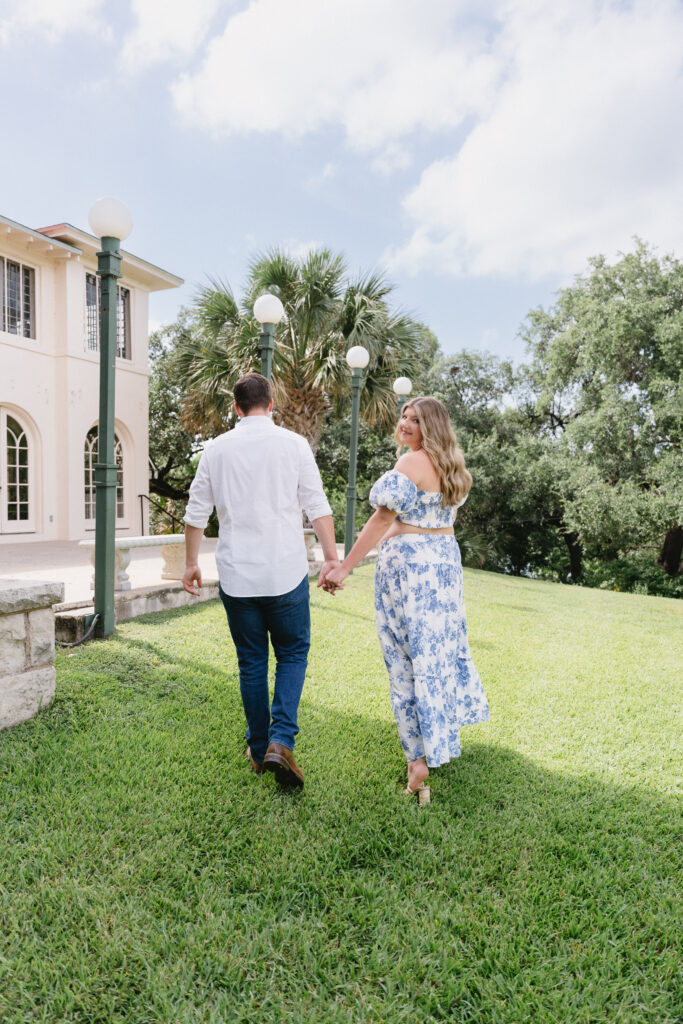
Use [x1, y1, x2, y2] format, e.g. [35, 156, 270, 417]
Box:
[297, 441, 333, 522]
[183, 448, 215, 528]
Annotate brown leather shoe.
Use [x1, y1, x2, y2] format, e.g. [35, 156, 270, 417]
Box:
[245, 746, 265, 775]
[263, 742, 304, 789]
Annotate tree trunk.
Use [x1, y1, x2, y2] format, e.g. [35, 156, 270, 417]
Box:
[149, 478, 191, 502]
[658, 526, 683, 577]
[562, 530, 583, 582]
[276, 386, 330, 450]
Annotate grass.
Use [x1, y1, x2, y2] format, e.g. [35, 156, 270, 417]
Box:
[1, 567, 681, 1023]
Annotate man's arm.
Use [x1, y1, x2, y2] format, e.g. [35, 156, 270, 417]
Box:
[182, 448, 215, 597]
[311, 514, 339, 584]
[297, 441, 339, 584]
[320, 506, 397, 594]
[182, 525, 205, 596]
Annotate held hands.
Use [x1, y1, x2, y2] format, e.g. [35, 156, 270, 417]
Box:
[318, 562, 349, 595]
[182, 564, 202, 596]
[317, 559, 341, 595]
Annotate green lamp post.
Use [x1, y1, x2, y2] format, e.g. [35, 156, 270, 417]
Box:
[88, 196, 133, 638]
[253, 293, 285, 380]
[393, 375, 412, 413]
[344, 344, 370, 558]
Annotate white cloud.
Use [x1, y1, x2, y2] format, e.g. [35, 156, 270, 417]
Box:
[282, 239, 320, 260]
[387, 0, 683, 279]
[0, 0, 106, 43]
[306, 162, 336, 189]
[121, 0, 228, 71]
[171, 0, 500, 149]
[371, 143, 413, 176]
[171, 0, 683, 281]
[10, 0, 677, 284]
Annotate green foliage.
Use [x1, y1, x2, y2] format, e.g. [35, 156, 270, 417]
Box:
[580, 550, 683, 598]
[316, 415, 396, 539]
[421, 352, 570, 577]
[149, 241, 681, 594]
[456, 426, 567, 575]
[174, 248, 426, 447]
[423, 348, 516, 439]
[522, 240, 683, 562]
[148, 316, 201, 521]
[1, 573, 680, 1022]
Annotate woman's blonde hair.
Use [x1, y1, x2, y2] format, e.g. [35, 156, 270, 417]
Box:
[394, 396, 472, 507]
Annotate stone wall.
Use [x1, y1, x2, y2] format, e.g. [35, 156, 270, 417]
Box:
[0, 578, 64, 730]
[55, 581, 221, 644]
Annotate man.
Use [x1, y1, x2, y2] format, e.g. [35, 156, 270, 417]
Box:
[182, 372, 338, 789]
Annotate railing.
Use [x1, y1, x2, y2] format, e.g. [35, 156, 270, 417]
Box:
[138, 493, 184, 536]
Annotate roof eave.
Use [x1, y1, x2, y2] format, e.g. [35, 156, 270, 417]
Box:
[1, 214, 82, 256]
[38, 223, 184, 292]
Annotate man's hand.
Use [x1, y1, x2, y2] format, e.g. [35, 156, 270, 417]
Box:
[319, 561, 344, 593]
[319, 563, 348, 595]
[182, 564, 202, 596]
[317, 558, 341, 594]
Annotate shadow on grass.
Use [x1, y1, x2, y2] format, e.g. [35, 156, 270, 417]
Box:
[309, 600, 379, 623]
[1, 600, 679, 1023]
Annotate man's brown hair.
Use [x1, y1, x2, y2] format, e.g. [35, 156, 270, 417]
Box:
[233, 372, 272, 414]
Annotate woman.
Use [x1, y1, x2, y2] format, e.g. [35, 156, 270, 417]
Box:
[321, 397, 489, 804]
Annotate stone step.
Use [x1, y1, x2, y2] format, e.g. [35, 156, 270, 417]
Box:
[55, 581, 220, 643]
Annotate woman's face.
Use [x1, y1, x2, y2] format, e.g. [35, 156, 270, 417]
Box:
[398, 406, 423, 449]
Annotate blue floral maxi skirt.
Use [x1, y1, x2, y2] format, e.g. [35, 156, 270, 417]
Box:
[374, 535, 489, 768]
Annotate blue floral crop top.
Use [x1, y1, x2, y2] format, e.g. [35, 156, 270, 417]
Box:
[369, 469, 465, 528]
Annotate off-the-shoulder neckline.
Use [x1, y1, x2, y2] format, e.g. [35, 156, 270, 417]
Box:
[384, 468, 442, 497]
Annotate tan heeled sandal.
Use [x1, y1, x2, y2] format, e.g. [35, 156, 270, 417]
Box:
[403, 781, 431, 807]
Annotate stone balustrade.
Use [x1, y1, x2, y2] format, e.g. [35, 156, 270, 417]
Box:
[80, 532, 322, 592]
[303, 528, 317, 560]
[79, 535, 186, 591]
[1, 578, 64, 730]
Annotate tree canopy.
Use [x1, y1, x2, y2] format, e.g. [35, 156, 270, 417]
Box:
[173, 248, 427, 449]
[149, 241, 682, 593]
[522, 241, 683, 575]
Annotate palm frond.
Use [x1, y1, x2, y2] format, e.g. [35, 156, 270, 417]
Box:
[194, 277, 239, 338]
[178, 246, 428, 445]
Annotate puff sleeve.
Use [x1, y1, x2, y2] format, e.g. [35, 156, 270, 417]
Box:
[369, 470, 418, 513]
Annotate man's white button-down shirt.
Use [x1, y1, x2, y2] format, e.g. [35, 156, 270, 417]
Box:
[183, 415, 332, 597]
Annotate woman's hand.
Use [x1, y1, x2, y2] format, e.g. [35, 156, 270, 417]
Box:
[321, 564, 349, 594]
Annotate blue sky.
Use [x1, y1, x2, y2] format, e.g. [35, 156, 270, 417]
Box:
[2, 0, 681, 365]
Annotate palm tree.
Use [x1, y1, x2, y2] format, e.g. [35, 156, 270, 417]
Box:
[175, 248, 423, 448]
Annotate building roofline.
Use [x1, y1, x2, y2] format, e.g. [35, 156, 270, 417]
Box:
[1, 214, 82, 254]
[38, 223, 184, 291]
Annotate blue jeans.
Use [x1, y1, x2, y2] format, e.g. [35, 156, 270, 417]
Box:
[219, 575, 311, 763]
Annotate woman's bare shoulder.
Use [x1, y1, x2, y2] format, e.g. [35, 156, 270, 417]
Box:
[394, 450, 436, 488]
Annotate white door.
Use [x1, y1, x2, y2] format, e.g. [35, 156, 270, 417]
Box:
[0, 409, 34, 533]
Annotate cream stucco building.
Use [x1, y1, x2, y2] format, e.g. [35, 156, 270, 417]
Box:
[0, 213, 182, 547]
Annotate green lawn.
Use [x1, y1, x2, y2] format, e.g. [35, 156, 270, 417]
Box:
[1, 568, 681, 1023]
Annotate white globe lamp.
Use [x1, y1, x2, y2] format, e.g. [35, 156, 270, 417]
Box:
[88, 197, 133, 241]
[393, 376, 412, 396]
[253, 293, 285, 325]
[345, 345, 370, 369]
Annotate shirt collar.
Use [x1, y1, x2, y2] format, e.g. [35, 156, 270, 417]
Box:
[236, 415, 275, 430]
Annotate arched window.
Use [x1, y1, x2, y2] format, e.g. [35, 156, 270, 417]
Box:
[84, 427, 124, 521]
[0, 409, 34, 533]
